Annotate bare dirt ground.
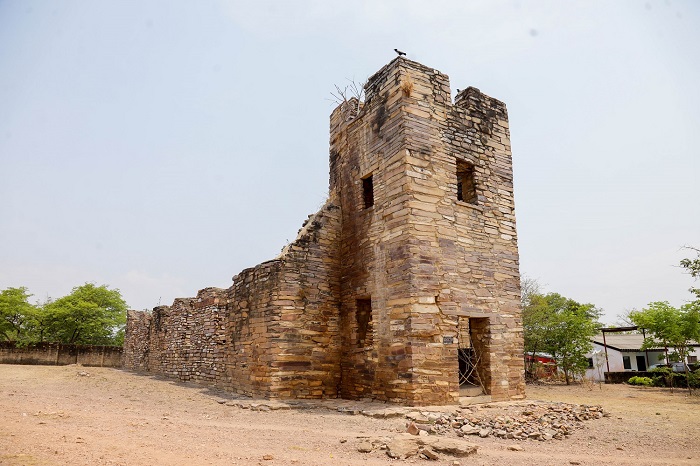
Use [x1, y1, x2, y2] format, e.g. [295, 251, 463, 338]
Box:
[1, 365, 698, 466]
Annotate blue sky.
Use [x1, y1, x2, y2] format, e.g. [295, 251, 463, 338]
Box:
[1, 0, 698, 324]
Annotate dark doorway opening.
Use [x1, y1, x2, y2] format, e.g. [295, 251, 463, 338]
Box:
[458, 316, 486, 396]
[636, 355, 646, 372]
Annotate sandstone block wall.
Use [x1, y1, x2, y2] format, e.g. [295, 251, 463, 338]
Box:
[124, 57, 524, 405]
[125, 201, 341, 399]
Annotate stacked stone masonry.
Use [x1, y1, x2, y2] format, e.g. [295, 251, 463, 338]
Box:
[124, 57, 524, 405]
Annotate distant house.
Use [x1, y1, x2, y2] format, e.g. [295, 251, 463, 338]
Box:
[585, 333, 700, 382]
[524, 352, 557, 378]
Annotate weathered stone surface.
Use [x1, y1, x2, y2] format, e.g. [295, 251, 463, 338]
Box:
[384, 433, 478, 459]
[386, 435, 421, 459]
[124, 57, 524, 406]
[420, 437, 478, 457]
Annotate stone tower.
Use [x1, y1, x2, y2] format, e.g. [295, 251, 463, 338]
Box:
[123, 57, 524, 406]
[330, 57, 523, 404]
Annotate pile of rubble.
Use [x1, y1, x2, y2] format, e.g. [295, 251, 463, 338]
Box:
[355, 401, 610, 461]
[405, 402, 609, 441]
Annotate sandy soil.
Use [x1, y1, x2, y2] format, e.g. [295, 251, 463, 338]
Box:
[1, 364, 698, 466]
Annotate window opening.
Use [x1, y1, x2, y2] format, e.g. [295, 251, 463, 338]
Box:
[356, 298, 372, 347]
[623, 355, 631, 370]
[456, 160, 477, 204]
[362, 175, 374, 208]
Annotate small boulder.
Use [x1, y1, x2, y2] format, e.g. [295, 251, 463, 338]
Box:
[460, 425, 480, 435]
[386, 435, 420, 459]
[406, 422, 420, 435]
[357, 440, 373, 453]
[420, 447, 440, 460]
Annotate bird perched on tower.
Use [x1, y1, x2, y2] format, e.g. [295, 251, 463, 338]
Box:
[394, 48, 406, 56]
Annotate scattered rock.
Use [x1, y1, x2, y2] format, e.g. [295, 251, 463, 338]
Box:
[262, 454, 274, 460]
[421, 437, 478, 457]
[386, 435, 420, 459]
[357, 440, 374, 453]
[406, 421, 420, 435]
[77, 371, 90, 377]
[507, 445, 523, 451]
[460, 425, 479, 435]
[420, 447, 440, 460]
[401, 401, 606, 443]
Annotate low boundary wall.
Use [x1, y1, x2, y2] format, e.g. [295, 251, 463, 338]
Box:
[0, 342, 123, 367]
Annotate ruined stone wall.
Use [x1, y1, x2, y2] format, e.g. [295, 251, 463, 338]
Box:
[125, 289, 230, 388]
[124, 201, 341, 399]
[268, 201, 342, 398]
[223, 200, 341, 398]
[123, 310, 151, 370]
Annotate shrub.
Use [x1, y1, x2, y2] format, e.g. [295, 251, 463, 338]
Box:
[628, 376, 654, 386]
[646, 367, 700, 389]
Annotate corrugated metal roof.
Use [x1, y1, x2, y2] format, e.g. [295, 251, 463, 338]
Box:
[592, 334, 651, 351]
[592, 333, 699, 352]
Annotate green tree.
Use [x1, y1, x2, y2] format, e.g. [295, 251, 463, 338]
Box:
[523, 292, 601, 385]
[0, 287, 37, 342]
[680, 246, 700, 300]
[630, 301, 700, 394]
[42, 283, 127, 345]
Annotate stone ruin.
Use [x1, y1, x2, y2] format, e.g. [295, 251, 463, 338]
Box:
[124, 57, 524, 406]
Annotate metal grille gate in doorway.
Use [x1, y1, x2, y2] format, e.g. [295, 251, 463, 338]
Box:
[458, 317, 481, 387]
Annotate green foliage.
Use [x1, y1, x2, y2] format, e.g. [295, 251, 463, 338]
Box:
[627, 376, 654, 386]
[42, 284, 127, 345]
[523, 292, 601, 384]
[629, 301, 700, 372]
[0, 284, 127, 346]
[688, 371, 700, 389]
[0, 287, 38, 342]
[648, 367, 700, 389]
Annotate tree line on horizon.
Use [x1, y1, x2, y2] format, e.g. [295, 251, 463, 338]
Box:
[0, 283, 127, 346]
